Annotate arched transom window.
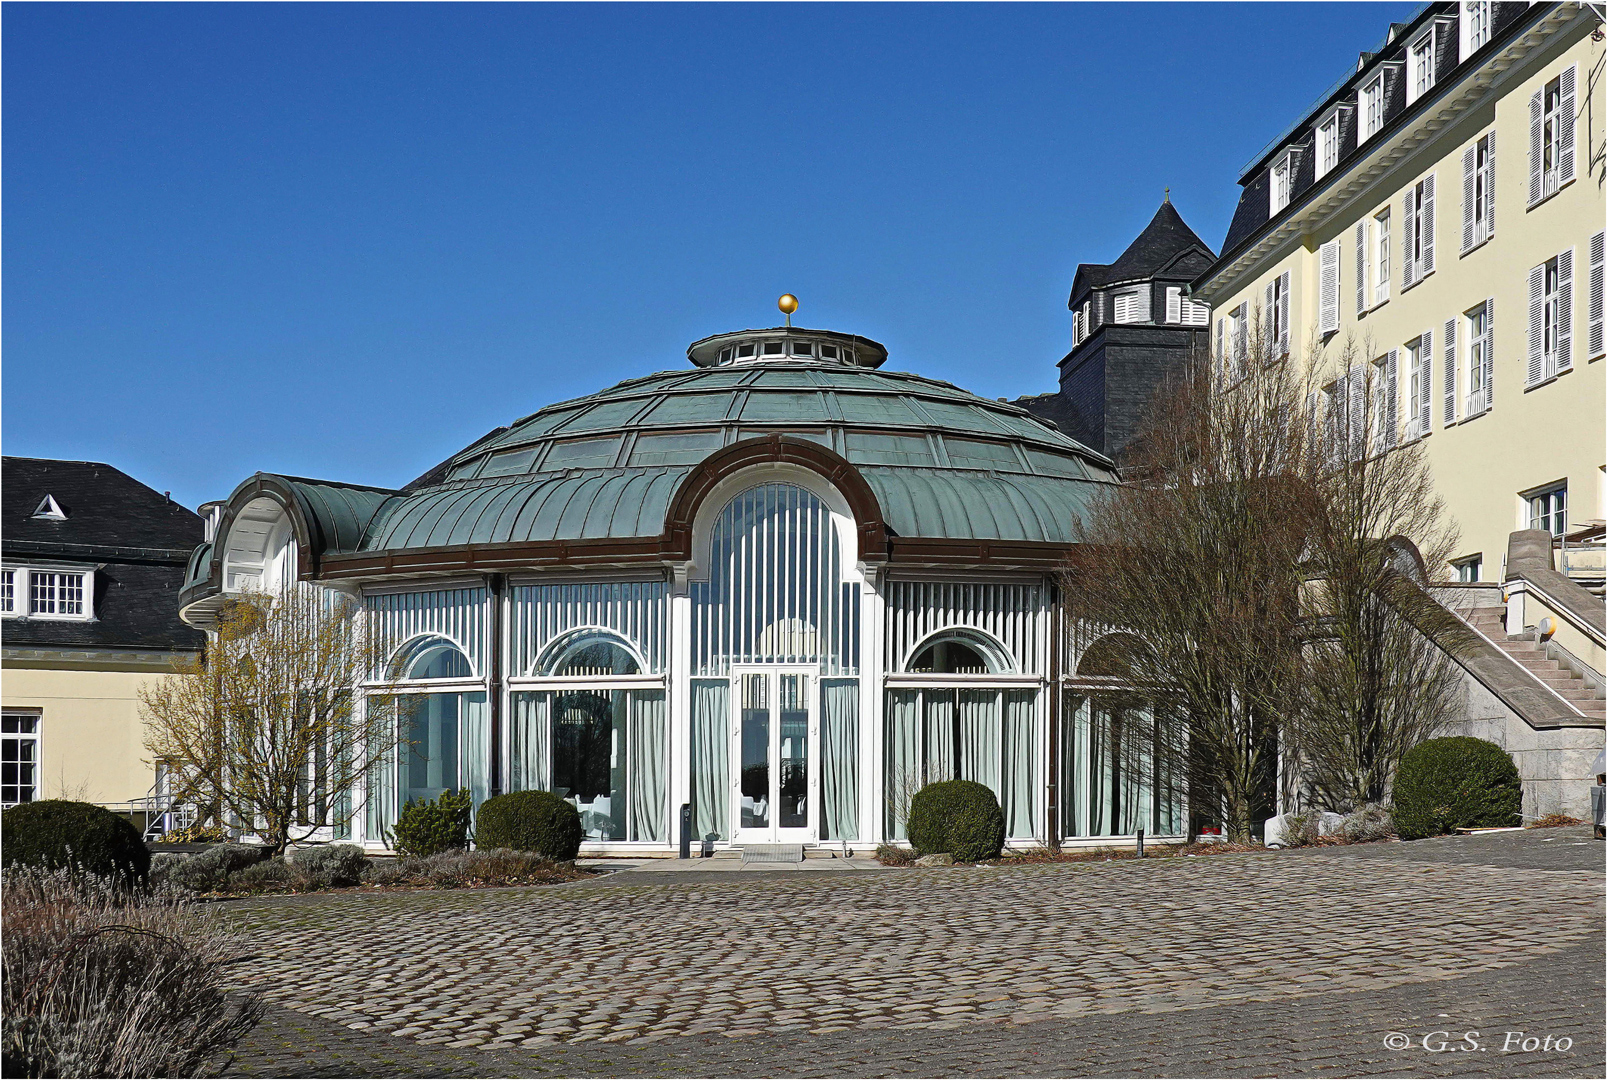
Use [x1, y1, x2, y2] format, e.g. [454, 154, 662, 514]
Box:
[691, 482, 859, 676]
[391, 635, 474, 681]
[537, 629, 642, 677]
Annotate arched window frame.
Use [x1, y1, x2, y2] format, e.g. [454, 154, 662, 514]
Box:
[886, 627, 1038, 689]
[509, 627, 663, 691]
[386, 634, 480, 689]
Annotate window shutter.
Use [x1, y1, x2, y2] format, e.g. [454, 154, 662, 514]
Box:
[1384, 350, 1399, 449]
[1528, 264, 1545, 384]
[1482, 298, 1494, 407]
[1402, 191, 1417, 287]
[1355, 220, 1368, 315]
[1166, 287, 1181, 324]
[1589, 231, 1605, 358]
[1235, 303, 1248, 366]
[1418, 329, 1433, 436]
[1443, 317, 1458, 425]
[1528, 89, 1543, 205]
[1556, 247, 1573, 372]
[1483, 130, 1496, 238]
[1558, 64, 1576, 184]
[1092, 292, 1104, 328]
[1216, 317, 1225, 369]
[1264, 280, 1275, 349]
[1278, 271, 1291, 355]
[1461, 145, 1477, 252]
[1420, 174, 1435, 275]
[1349, 363, 1368, 460]
[1319, 241, 1340, 334]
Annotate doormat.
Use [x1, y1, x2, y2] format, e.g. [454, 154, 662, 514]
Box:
[740, 844, 805, 864]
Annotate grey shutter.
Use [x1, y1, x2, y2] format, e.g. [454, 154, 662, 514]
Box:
[1355, 220, 1368, 315]
[1589, 231, 1605, 358]
[1166, 287, 1181, 324]
[1482, 298, 1494, 407]
[1461, 145, 1477, 252]
[1402, 190, 1417, 287]
[1528, 264, 1545, 384]
[1235, 303, 1248, 366]
[1350, 363, 1368, 460]
[1420, 174, 1435, 275]
[1418, 329, 1433, 436]
[1135, 285, 1151, 324]
[1092, 291, 1104, 328]
[1278, 271, 1291, 356]
[1556, 247, 1573, 373]
[1558, 64, 1576, 184]
[1216, 316, 1225, 372]
[1383, 350, 1399, 450]
[1527, 89, 1543, 205]
[1483, 130, 1496, 238]
[1264, 280, 1275, 351]
[1443, 317, 1458, 425]
[1319, 241, 1340, 334]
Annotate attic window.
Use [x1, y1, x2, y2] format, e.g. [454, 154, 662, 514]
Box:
[31, 496, 67, 521]
[1270, 148, 1296, 213]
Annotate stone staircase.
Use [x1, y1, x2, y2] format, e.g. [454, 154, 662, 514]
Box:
[1462, 606, 1606, 721]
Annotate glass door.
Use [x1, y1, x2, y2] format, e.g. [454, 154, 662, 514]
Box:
[732, 669, 814, 844]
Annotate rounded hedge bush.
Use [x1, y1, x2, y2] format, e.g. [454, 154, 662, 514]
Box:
[390, 789, 472, 857]
[1392, 736, 1521, 840]
[1, 800, 151, 886]
[906, 780, 1005, 862]
[475, 790, 582, 861]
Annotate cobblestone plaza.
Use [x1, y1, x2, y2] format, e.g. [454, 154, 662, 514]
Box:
[226, 829, 1605, 1077]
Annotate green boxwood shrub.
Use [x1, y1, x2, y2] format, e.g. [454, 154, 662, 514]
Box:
[906, 780, 1005, 862]
[390, 789, 472, 857]
[475, 791, 582, 861]
[0, 800, 151, 887]
[1392, 737, 1521, 840]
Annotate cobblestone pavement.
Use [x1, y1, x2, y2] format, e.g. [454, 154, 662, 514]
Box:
[225, 831, 1605, 1077]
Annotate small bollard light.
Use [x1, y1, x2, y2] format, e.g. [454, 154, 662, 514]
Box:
[679, 803, 692, 860]
[1136, 828, 1145, 858]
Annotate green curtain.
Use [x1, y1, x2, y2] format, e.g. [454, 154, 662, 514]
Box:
[462, 692, 491, 809]
[690, 680, 729, 842]
[629, 690, 667, 842]
[884, 689, 918, 840]
[1002, 690, 1037, 839]
[958, 689, 1001, 796]
[820, 679, 859, 841]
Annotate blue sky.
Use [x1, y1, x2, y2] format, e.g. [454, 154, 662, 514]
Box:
[4, 2, 1417, 509]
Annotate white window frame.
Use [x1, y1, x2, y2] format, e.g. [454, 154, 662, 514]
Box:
[1316, 108, 1341, 179]
[1359, 74, 1384, 144]
[1112, 287, 1145, 325]
[1525, 483, 1567, 537]
[0, 569, 14, 616]
[1406, 335, 1430, 439]
[1452, 554, 1483, 583]
[1408, 30, 1435, 104]
[1465, 301, 1493, 418]
[1462, 132, 1495, 254]
[1531, 67, 1576, 207]
[1373, 209, 1391, 307]
[1270, 149, 1296, 213]
[1, 711, 42, 808]
[3, 565, 95, 622]
[1460, 1, 1491, 59]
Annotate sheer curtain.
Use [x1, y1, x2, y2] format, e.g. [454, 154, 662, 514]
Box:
[629, 690, 667, 843]
[1002, 689, 1037, 839]
[884, 690, 918, 840]
[509, 692, 550, 793]
[364, 693, 397, 843]
[690, 680, 729, 842]
[820, 679, 858, 841]
[462, 692, 491, 808]
[923, 691, 955, 783]
[958, 689, 1001, 795]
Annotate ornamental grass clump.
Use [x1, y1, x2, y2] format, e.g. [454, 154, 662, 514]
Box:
[906, 780, 1005, 863]
[1, 866, 261, 1078]
[1391, 736, 1521, 840]
[288, 844, 369, 887]
[1, 800, 151, 889]
[475, 791, 582, 861]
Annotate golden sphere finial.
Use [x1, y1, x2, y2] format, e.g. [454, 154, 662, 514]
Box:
[778, 294, 798, 315]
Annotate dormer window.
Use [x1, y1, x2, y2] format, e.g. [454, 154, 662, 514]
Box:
[1359, 74, 1384, 143]
[1461, 1, 1490, 57]
[31, 495, 67, 521]
[3, 566, 93, 621]
[1408, 31, 1434, 103]
[1270, 148, 1296, 213]
[1316, 109, 1341, 179]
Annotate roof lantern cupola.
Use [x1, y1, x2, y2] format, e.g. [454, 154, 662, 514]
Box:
[685, 294, 889, 370]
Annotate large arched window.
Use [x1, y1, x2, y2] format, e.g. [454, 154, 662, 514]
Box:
[905, 630, 1013, 675]
[509, 626, 666, 845]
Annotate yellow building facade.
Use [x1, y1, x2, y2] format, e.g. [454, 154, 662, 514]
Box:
[1197, 1, 1605, 581]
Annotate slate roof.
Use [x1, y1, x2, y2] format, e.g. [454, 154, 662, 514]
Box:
[2, 457, 204, 653]
[1069, 201, 1215, 305]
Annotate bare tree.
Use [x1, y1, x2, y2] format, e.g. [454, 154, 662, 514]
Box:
[141, 588, 397, 857]
[1286, 334, 1466, 812]
[1061, 317, 1316, 841]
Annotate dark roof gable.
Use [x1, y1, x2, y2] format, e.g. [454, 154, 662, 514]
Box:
[1069, 201, 1216, 306]
[2, 457, 200, 556]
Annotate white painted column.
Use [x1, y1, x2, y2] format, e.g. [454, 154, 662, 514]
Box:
[859, 564, 886, 847]
[668, 567, 693, 854]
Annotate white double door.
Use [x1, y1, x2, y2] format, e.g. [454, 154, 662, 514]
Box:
[731, 667, 816, 844]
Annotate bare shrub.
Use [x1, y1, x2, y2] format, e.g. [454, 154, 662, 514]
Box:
[1278, 811, 1322, 848]
[360, 849, 587, 889]
[1, 866, 261, 1078]
[874, 844, 916, 867]
[1340, 803, 1397, 842]
[287, 844, 368, 887]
